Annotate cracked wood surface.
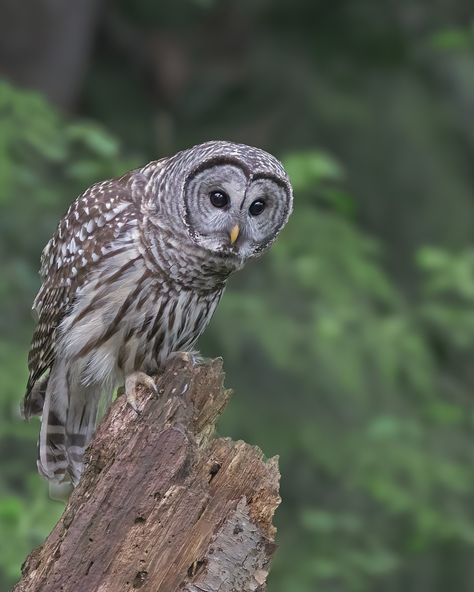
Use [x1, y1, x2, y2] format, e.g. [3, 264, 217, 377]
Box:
[14, 357, 281, 592]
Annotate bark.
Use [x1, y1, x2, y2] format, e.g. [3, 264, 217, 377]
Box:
[14, 357, 281, 592]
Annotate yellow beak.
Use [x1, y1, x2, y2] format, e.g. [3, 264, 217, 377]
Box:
[230, 224, 240, 245]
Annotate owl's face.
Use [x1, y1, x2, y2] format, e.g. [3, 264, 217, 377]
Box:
[181, 145, 292, 261]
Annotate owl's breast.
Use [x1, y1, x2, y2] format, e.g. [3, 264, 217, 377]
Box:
[133, 281, 223, 374]
[59, 243, 223, 388]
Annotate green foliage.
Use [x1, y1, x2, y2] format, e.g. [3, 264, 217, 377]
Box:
[429, 23, 474, 51]
[418, 247, 474, 349]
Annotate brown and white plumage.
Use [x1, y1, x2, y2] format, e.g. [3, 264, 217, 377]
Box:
[23, 141, 293, 486]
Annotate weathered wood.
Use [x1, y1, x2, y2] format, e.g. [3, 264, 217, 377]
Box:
[14, 357, 281, 592]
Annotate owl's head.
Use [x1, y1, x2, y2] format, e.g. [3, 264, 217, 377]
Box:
[159, 141, 293, 261]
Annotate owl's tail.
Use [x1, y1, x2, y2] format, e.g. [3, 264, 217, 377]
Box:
[64, 381, 100, 485]
[37, 360, 100, 487]
[37, 360, 70, 484]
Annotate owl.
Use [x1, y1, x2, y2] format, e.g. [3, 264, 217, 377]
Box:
[23, 141, 293, 486]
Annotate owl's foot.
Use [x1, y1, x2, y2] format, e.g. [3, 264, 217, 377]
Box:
[125, 371, 157, 414]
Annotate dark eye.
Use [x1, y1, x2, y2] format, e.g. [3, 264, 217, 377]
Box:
[249, 199, 266, 216]
[209, 190, 229, 208]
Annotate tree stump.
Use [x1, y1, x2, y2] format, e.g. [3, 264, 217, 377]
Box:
[14, 357, 281, 592]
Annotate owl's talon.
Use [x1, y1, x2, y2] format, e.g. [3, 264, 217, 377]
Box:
[127, 398, 142, 415]
[125, 371, 157, 413]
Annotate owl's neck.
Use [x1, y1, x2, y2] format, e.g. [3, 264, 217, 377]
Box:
[139, 217, 241, 292]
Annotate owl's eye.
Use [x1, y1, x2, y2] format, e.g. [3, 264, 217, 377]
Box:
[249, 199, 266, 216]
[209, 190, 229, 208]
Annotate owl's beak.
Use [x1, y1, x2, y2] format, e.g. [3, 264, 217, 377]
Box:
[229, 224, 240, 245]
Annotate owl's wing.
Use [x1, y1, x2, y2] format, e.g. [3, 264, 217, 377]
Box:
[24, 169, 144, 414]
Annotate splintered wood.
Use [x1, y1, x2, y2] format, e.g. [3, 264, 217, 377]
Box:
[15, 358, 281, 592]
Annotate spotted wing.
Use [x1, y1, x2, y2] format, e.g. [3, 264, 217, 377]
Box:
[24, 171, 143, 413]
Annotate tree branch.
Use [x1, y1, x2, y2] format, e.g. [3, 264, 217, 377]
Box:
[14, 357, 281, 592]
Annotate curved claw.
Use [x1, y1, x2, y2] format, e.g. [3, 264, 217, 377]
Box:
[125, 371, 157, 414]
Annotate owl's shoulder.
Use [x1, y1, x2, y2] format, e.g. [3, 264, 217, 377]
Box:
[39, 173, 139, 281]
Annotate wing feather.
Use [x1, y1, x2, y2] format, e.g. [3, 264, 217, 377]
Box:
[24, 170, 145, 408]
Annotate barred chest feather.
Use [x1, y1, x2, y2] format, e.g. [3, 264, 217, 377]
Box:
[58, 233, 223, 393]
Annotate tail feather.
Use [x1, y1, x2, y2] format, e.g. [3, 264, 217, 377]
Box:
[37, 371, 69, 483]
[36, 361, 101, 486]
[65, 385, 100, 485]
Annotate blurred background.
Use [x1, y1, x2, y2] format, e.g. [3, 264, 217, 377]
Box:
[1, 1, 474, 590]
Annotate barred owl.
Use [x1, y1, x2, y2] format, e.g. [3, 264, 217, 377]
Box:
[23, 141, 293, 486]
